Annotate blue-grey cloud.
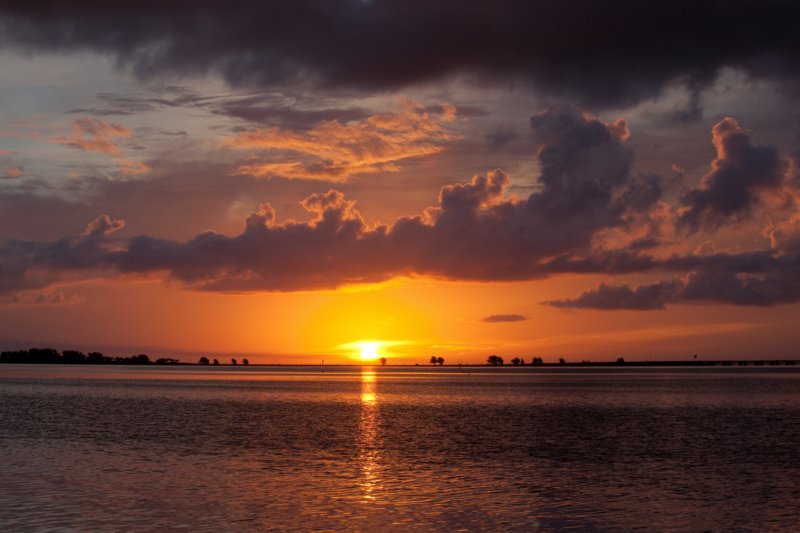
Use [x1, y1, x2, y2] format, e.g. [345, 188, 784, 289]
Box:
[678, 117, 787, 233]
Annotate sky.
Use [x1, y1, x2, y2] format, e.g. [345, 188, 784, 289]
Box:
[1, 1, 800, 363]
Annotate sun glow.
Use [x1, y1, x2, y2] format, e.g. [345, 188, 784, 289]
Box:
[338, 339, 411, 363]
[359, 342, 380, 361]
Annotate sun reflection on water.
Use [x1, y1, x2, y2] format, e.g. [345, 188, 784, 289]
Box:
[358, 368, 381, 502]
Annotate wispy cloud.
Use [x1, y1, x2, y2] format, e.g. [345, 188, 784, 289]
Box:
[116, 159, 151, 176]
[53, 117, 130, 156]
[229, 99, 459, 181]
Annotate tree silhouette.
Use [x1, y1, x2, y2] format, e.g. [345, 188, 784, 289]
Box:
[231, 358, 237, 365]
[242, 358, 249, 366]
[213, 358, 219, 365]
[380, 357, 387, 366]
[617, 357, 625, 364]
[511, 357, 521, 366]
[436, 356, 444, 365]
[487, 355, 504, 366]
[199, 356, 210, 365]
[532, 357, 543, 365]
[559, 358, 566, 365]
[87, 351, 111, 364]
[430, 356, 438, 365]
[62, 350, 86, 364]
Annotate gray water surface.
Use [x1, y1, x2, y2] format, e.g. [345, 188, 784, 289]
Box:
[1, 365, 799, 531]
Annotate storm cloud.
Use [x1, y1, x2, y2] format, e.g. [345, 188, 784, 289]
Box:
[544, 257, 800, 309]
[2, 1, 800, 108]
[0, 104, 652, 294]
[678, 117, 787, 233]
[3, 104, 800, 310]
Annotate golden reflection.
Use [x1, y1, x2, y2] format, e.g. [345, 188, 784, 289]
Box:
[358, 368, 381, 502]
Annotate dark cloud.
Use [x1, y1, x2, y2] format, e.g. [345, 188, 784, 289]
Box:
[545, 248, 800, 309]
[544, 280, 683, 310]
[63, 88, 370, 131]
[3, 1, 800, 108]
[213, 104, 370, 128]
[4, 104, 800, 310]
[0, 104, 653, 294]
[0, 234, 113, 297]
[678, 117, 787, 233]
[481, 314, 528, 323]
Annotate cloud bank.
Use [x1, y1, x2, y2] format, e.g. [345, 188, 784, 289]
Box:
[2, 1, 800, 108]
[2, 104, 799, 310]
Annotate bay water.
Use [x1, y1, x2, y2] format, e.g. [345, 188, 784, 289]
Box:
[1, 365, 799, 531]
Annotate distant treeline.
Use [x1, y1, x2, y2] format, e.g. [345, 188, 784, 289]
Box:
[0, 348, 180, 365]
[482, 355, 798, 367]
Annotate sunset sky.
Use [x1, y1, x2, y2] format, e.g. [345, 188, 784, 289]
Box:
[1, 1, 800, 363]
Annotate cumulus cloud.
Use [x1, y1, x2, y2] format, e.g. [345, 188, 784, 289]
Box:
[3, 104, 800, 310]
[0, 104, 650, 296]
[544, 281, 683, 310]
[53, 117, 130, 156]
[678, 117, 786, 233]
[3, 2, 800, 108]
[229, 99, 458, 181]
[545, 258, 800, 309]
[481, 314, 528, 323]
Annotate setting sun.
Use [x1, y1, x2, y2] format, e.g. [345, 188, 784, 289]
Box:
[339, 339, 409, 363]
[359, 342, 379, 361]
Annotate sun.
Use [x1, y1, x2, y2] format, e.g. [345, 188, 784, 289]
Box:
[359, 342, 379, 361]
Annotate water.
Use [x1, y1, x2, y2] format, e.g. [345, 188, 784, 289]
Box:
[1, 365, 799, 531]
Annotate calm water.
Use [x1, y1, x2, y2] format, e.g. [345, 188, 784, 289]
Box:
[1, 365, 799, 532]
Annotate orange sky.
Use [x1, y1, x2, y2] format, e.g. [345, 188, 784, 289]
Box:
[2, 274, 799, 364]
[2, 5, 800, 363]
